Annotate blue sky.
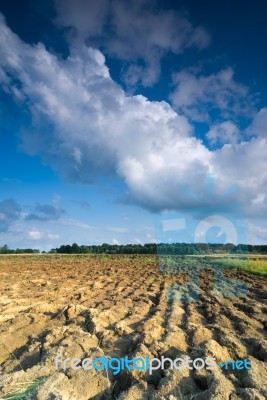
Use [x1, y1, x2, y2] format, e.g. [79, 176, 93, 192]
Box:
[0, 0, 267, 250]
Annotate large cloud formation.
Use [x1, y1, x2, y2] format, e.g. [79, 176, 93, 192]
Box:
[0, 13, 266, 216]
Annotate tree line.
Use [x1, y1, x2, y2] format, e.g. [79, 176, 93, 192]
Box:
[0, 244, 40, 254]
[49, 242, 267, 255]
[1, 242, 267, 255]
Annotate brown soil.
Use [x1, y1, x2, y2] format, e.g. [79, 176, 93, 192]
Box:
[0, 254, 266, 400]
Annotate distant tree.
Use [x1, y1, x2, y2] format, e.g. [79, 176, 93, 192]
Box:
[72, 243, 80, 253]
[0, 244, 9, 254]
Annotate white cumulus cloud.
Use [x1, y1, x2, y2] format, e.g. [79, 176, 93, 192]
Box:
[28, 230, 44, 240]
[170, 68, 253, 122]
[206, 121, 240, 146]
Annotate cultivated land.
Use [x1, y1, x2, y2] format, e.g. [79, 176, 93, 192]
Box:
[0, 254, 266, 400]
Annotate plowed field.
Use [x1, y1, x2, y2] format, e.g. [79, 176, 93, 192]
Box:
[0, 255, 266, 399]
